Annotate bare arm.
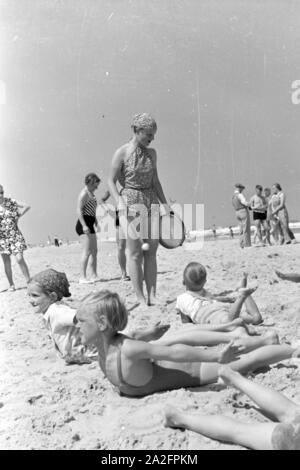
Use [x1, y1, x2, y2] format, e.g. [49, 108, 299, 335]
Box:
[107, 148, 125, 209]
[238, 193, 250, 208]
[16, 201, 30, 218]
[123, 338, 240, 364]
[150, 150, 169, 206]
[272, 193, 286, 215]
[100, 190, 111, 204]
[129, 323, 170, 342]
[76, 190, 89, 233]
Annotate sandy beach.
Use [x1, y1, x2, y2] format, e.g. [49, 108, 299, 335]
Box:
[1, 238, 300, 450]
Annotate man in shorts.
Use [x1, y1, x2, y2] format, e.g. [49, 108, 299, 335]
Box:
[250, 185, 270, 245]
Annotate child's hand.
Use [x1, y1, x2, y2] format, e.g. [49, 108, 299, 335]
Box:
[218, 341, 242, 364]
[151, 322, 170, 340]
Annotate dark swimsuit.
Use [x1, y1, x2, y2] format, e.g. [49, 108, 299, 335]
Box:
[76, 191, 97, 236]
[105, 341, 202, 398]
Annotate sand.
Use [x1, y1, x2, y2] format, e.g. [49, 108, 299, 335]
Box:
[1, 239, 300, 450]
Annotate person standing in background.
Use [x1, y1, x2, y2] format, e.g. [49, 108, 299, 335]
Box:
[250, 185, 270, 246]
[100, 189, 129, 281]
[270, 183, 294, 245]
[75, 173, 101, 283]
[232, 183, 251, 248]
[0, 184, 31, 291]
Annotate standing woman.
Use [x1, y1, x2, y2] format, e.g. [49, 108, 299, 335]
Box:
[270, 183, 293, 244]
[76, 173, 101, 283]
[0, 184, 31, 291]
[232, 183, 251, 248]
[108, 113, 171, 305]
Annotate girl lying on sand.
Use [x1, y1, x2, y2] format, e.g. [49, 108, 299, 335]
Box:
[27, 269, 96, 364]
[165, 365, 300, 450]
[27, 269, 171, 364]
[74, 290, 298, 398]
[176, 263, 262, 326]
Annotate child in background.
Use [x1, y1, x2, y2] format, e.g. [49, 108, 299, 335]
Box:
[27, 269, 97, 364]
[176, 263, 262, 326]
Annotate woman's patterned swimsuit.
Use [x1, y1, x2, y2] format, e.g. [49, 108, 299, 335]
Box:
[119, 145, 159, 214]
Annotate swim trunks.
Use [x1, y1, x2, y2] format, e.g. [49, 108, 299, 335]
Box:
[253, 211, 267, 221]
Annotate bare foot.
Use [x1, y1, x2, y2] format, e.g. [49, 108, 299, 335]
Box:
[231, 330, 279, 354]
[264, 330, 280, 345]
[292, 348, 300, 359]
[164, 405, 185, 430]
[238, 286, 258, 297]
[218, 364, 241, 386]
[240, 272, 248, 288]
[231, 326, 250, 338]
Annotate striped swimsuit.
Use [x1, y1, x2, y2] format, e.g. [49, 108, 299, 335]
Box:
[75, 190, 97, 236]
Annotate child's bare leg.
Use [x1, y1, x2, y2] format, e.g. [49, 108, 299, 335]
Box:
[232, 331, 279, 353]
[199, 344, 296, 386]
[238, 272, 248, 289]
[154, 327, 244, 347]
[275, 271, 300, 283]
[241, 295, 263, 325]
[164, 405, 275, 450]
[227, 286, 257, 321]
[219, 365, 299, 422]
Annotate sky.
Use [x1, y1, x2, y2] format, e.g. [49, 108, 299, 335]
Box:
[1, 0, 300, 244]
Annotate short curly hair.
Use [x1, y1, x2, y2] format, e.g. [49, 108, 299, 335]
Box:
[85, 173, 101, 185]
[131, 113, 157, 133]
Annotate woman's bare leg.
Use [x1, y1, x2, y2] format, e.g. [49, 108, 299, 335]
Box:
[1, 253, 14, 287]
[116, 228, 127, 278]
[126, 216, 146, 304]
[164, 405, 275, 450]
[15, 252, 30, 283]
[199, 344, 297, 386]
[79, 234, 91, 279]
[143, 238, 159, 305]
[89, 234, 98, 278]
[219, 365, 299, 422]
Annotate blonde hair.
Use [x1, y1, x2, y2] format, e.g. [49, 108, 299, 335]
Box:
[131, 113, 157, 133]
[77, 290, 128, 333]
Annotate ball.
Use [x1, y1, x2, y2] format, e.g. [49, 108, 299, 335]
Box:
[142, 242, 150, 251]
